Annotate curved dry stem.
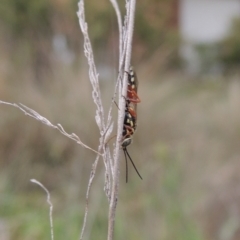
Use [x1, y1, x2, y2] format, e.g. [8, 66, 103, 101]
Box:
[0, 101, 101, 155]
[77, 1, 114, 239]
[79, 154, 100, 240]
[109, 0, 123, 70]
[77, 0, 106, 132]
[107, 1, 136, 240]
[30, 179, 54, 240]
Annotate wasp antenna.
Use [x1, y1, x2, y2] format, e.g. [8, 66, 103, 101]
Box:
[125, 147, 143, 180]
[123, 148, 128, 183]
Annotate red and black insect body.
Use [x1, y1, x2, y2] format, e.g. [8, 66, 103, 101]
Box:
[121, 66, 142, 182]
[122, 109, 142, 182]
[126, 66, 141, 104]
[124, 66, 140, 133]
[122, 109, 136, 147]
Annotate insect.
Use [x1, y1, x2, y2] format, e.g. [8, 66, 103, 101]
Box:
[122, 108, 136, 146]
[121, 66, 142, 182]
[123, 66, 140, 133]
[122, 108, 142, 182]
[126, 66, 141, 104]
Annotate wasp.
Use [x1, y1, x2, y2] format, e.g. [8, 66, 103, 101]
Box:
[122, 108, 142, 182]
[126, 66, 141, 104]
[123, 66, 140, 133]
[121, 67, 142, 182]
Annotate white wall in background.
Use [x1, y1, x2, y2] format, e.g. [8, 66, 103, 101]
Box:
[179, 0, 240, 74]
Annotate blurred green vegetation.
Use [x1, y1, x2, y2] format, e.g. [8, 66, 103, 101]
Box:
[2, 68, 240, 239]
[219, 18, 240, 72]
[0, 0, 180, 80]
[0, 0, 52, 35]
[195, 17, 240, 75]
[1, 0, 240, 240]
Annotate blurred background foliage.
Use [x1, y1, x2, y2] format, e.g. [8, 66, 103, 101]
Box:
[0, 0, 240, 240]
[219, 18, 240, 73]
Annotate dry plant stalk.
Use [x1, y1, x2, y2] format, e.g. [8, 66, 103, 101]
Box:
[0, 101, 101, 155]
[30, 179, 54, 240]
[77, 0, 136, 239]
[77, 0, 137, 238]
[0, 0, 136, 239]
